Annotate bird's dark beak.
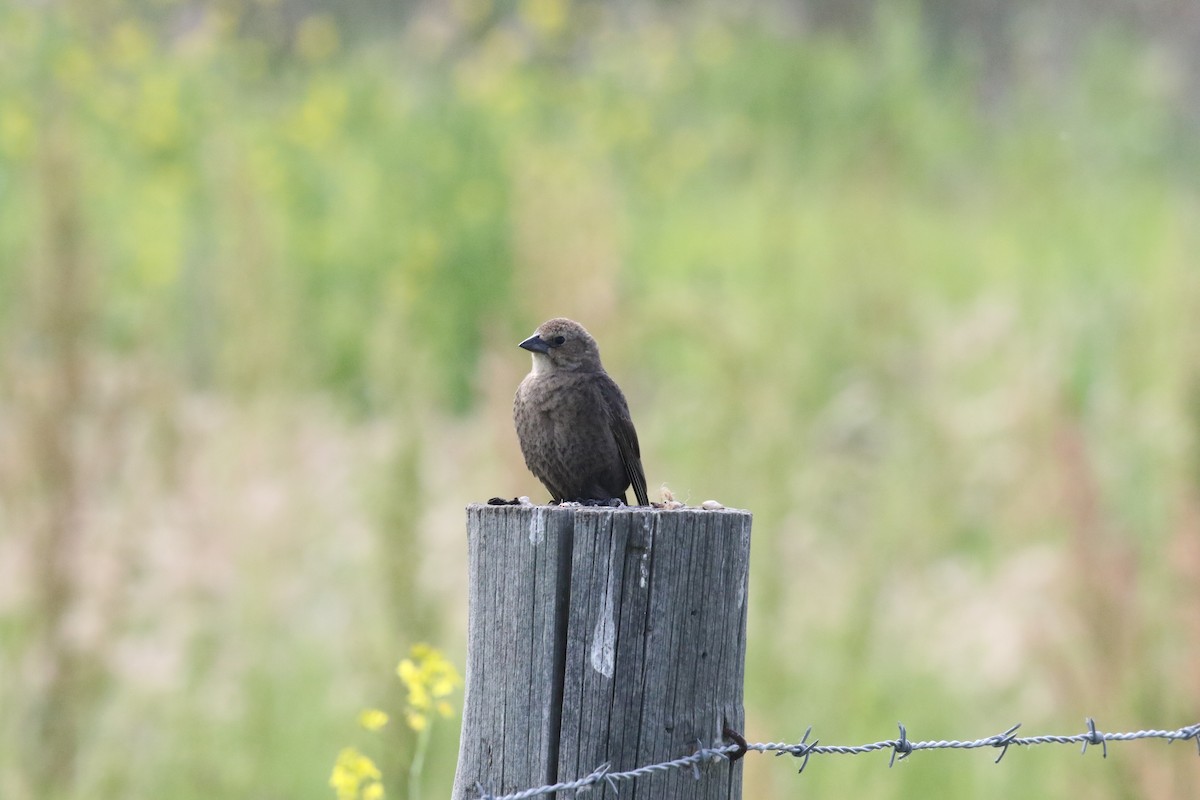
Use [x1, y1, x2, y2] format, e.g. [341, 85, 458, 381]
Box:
[519, 334, 551, 354]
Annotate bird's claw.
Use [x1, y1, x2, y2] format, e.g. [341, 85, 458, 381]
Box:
[579, 497, 623, 508]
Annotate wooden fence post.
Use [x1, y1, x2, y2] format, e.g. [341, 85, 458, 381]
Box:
[452, 504, 753, 800]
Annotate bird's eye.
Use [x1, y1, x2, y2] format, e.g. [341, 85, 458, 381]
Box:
[552, 335, 566, 346]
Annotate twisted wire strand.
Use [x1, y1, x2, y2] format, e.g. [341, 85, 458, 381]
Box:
[472, 721, 1200, 800]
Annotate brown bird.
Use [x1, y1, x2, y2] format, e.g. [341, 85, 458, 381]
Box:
[513, 318, 649, 506]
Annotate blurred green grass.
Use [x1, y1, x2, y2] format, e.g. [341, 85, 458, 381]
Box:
[1, 1, 1199, 799]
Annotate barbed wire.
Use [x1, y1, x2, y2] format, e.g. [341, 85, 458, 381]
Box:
[472, 719, 1200, 800]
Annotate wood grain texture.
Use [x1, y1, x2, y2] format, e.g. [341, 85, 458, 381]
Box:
[452, 504, 752, 800]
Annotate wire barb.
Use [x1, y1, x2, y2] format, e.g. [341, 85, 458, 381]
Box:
[773, 725, 819, 773]
[1081, 717, 1107, 758]
[889, 722, 913, 767]
[1184, 723, 1200, 755]
[689, 739, 706, 780]
[991, 723, 1022, 764]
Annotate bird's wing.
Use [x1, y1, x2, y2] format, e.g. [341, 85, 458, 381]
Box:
[599, 376, 649, 506]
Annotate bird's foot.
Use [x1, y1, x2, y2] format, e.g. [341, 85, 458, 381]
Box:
[487, 496, 534, 506]
[578, 497, 623, 508]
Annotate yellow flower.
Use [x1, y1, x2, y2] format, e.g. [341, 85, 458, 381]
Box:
[329, 747, 383, 800]
[358, 709, 389, 732]
[405, 710, 429, 732]
[397, 644, 462, 731]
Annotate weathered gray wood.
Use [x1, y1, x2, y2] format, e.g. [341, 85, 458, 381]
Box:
[452, 504, 752, 800]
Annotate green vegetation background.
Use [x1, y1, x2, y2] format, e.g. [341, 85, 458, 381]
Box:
[2, 1, 1199, 798]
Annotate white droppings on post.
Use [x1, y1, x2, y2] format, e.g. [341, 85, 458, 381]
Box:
[738, 517, 749, 609]
[639, 517, 653, 588]
[589, 590, 616, 678]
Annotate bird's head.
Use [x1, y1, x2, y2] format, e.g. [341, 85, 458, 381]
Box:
[519, 317, 603, 374]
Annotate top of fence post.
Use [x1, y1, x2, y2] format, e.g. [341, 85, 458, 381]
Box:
[453, 503, 753, 800]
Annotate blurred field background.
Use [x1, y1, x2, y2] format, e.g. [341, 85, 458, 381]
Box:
[2, 0, 1200, 798]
